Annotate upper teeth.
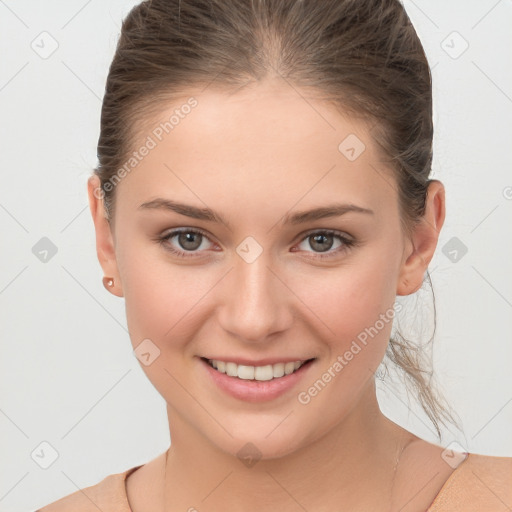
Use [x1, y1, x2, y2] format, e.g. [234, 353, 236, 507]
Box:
[208, 360, 306, 381]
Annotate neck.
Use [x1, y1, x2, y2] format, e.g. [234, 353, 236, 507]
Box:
[163, 380, 413, 512]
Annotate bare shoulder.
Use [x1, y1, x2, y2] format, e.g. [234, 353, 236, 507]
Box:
[461, 451, 512, 477]
[390, 439, 464, 511]
[395, 440, 512, 512]
[431, 452, 512, 507]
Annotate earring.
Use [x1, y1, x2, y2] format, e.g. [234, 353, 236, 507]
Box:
[102, 276, 115, 290]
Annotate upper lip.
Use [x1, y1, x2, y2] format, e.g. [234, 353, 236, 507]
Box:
[200, 356, 315, 366]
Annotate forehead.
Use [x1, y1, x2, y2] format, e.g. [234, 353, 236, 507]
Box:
[149, 80, 369, 153]
[117, 79, 398, 217]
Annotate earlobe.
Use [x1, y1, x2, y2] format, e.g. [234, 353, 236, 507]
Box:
[87, 175, 124, 297]
[396, 180, 445, 296]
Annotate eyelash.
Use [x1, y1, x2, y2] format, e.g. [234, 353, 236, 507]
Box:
[155, 227, 357, 260]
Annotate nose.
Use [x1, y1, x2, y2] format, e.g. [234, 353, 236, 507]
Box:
[217, 248, 293, 344]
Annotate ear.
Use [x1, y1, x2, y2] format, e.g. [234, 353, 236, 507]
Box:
[396, 180, 445, 296]
[87, 175, 124, 297]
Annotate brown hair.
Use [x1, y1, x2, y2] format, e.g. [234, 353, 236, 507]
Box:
[94, 0, 461, 439]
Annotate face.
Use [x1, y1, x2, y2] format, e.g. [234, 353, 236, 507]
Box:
[89, 78, 442, 460]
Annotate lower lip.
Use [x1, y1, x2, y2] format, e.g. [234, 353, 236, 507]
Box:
[200, 358, 315, 403]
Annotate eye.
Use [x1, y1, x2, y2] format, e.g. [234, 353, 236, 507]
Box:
[293, 230, 357, 259]
[156, 228, 215, 258]
[155, 228, 357, 260]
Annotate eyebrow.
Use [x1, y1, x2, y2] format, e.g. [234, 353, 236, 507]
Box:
[138, 198, 374, 228]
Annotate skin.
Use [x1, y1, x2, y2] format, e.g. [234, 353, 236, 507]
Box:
[87, 78, 456, 511]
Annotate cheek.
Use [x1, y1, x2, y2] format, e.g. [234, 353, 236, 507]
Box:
[292, 254, 398, 350]
[116, 237, 210, 350]
[118, 248, 217, 402]
[291, 259, 398, 431]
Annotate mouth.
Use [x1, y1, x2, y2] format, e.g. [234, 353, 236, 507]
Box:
[201, 357, 316, 382]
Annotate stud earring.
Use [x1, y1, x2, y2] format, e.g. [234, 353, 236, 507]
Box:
[102, 276, 115, 290]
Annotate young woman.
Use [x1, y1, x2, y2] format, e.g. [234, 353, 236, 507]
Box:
[38, 0, 512, 510]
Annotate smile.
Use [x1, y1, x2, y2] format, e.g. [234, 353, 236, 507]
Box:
[205, 359, 310, 381]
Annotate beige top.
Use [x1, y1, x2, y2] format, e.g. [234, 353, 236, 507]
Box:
[37, 453, 512, 511]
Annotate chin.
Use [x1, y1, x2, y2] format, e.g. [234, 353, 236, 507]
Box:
[205, 417, 320, 464]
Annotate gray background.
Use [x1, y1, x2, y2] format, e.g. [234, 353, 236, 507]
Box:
[0, 1, 511, 510]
